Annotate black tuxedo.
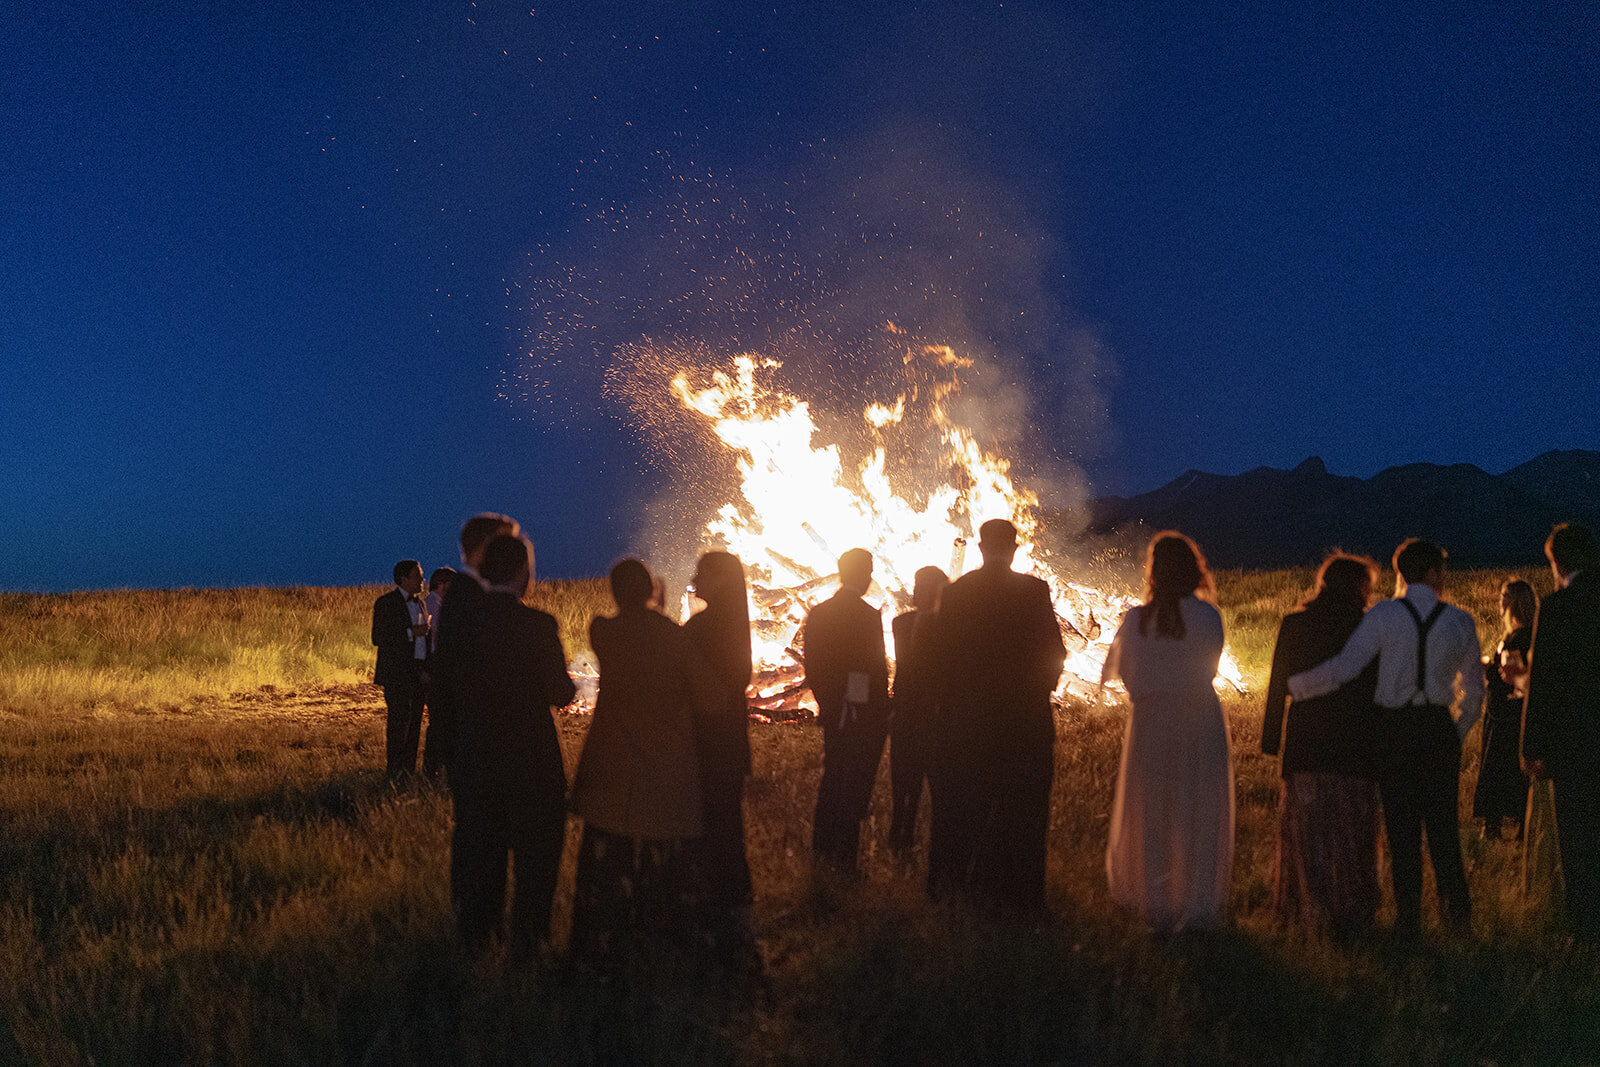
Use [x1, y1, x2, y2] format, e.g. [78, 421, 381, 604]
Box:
[372, 587, 426, 778]
[802, 590, 890, 872]
[929, 564, 1066, 913]
[1522, 570, 1600, 937]
[432, 585, 575, 953]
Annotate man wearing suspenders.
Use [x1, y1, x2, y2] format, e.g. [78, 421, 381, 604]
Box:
[1289, 539, 1485, 936]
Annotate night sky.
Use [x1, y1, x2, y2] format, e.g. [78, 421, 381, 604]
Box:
[5, 2, 1596, 591]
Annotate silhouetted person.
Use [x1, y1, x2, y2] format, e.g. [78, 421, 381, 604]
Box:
[429, 513, 520, 775]
[888, 565, 949, 853]
[372, 559, 430, 780]
[437, 532, 575, 958]
[802, 547, 890, 876]
[420, 566, 457, 780]
[1290, 538, 1483, 937]
[683, 550, 761, 969]
[1472, 578, 1536, 839]
[1516, 523, 1600, 939]
[1261, 553, 1382, 936]
[570, 558, 709, 967]
[931, 519, 1066, 914]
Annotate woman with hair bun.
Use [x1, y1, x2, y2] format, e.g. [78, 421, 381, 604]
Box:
[1262, 552, 1383, 936]
[1102, 531, 1235, 931]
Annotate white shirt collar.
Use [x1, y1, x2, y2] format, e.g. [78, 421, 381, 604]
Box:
[484, 582, 524, 597]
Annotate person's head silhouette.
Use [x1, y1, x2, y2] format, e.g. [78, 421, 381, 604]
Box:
[837, 548, 873, 597]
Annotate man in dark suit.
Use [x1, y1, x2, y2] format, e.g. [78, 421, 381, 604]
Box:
[930, 519, 1066, 914]
[802, 547, 891, 876]
[372, 559, 430, 781]
[433, 532, 576, 958]
[1519, 522, 1600, 940]
[427, 513, 520, 777]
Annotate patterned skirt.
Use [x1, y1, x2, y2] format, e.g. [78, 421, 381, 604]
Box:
[1274, 772, 1382, 937]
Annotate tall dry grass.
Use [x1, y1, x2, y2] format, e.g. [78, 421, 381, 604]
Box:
[1, 571, 1597, 1063]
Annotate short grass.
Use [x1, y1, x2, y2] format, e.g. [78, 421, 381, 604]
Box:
[0, 571, 1594, 1064]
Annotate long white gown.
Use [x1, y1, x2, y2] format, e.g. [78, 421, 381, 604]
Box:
[1102, 597, 1236, 930]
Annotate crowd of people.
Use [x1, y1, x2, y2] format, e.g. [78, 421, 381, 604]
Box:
[370, 511, 1600, 967]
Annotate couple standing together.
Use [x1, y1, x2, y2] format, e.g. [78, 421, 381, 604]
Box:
[410, 514, 758, 967]
[1262, 524, 1600, 941]
[802, 519, 1068, 915]
[1098, 531, 1495, 936]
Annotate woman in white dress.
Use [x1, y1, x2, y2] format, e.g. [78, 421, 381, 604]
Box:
[1101, 531, 1235, 931]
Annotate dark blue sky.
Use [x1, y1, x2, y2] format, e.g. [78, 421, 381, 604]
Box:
[4, 2, 1595, 590]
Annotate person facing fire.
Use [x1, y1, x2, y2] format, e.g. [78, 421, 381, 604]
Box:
[929, 519, 1066, 915]
[889, 565, 950, 854]
[429, 512, 520, 775]
[802, 547, 891, 877]
[439, 532, 576, 959]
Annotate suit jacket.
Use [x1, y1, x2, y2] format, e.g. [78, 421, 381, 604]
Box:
[1261, 596, 1381, 779]
[371, 588, 421, 689]
[434, 588, 575, 799]
[1522, 570, 1600, 780]
[570, 609, 713, 839]
[801, 591, 889, 727]
[934, 565, 1066, 730]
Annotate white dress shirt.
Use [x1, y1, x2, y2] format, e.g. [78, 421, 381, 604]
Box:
[424, 589, 444, 653]
[399, 587, 428, 660]
[1288, 584, 1485, 739]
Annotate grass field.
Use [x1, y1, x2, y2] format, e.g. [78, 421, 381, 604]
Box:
[1, 568, 1596, 1064]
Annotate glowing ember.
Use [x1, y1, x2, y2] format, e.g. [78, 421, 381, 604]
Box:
[659, 345, 1246, 717]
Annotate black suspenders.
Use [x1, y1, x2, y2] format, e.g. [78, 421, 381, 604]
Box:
[1397, 598, 1447, 707]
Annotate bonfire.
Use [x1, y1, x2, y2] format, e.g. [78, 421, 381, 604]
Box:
[648, 344, 1244, 718]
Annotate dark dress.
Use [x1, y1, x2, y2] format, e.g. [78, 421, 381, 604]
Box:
[569, 609, 707, 965]
[682, 604, 757, 963]
[889, 609, 940, 850]
[1261, 595, 1382, 935]
[1471, 626, 1532, 833]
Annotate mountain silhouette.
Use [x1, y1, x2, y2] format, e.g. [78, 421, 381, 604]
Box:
[1087, 450, 1600, 569]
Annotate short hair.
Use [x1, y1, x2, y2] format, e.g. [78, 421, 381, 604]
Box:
[1312, 553, 1378, 610]
[1546, 522, 1600, 573]
[392, 559, 422, 585]
[479, 534, 532, 586]
[838, 547, 873, 588]
[1392, 538, 1446, 584]
[978, 519, 1018, 548]
[609, 558, 654, 611]
[459, 513, 520, 558]
[427, 566, 457, 589]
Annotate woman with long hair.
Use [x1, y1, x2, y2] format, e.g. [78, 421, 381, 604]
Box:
[1261, 553, 1383, 936]
[1473, 578, 1536, 839]
[1102, 531, 1235, 930]
[569, 558, 707, 966]
[682, 550, 760, 971]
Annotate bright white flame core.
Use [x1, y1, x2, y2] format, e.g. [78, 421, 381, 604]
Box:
[671, 351, 1244, 711]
